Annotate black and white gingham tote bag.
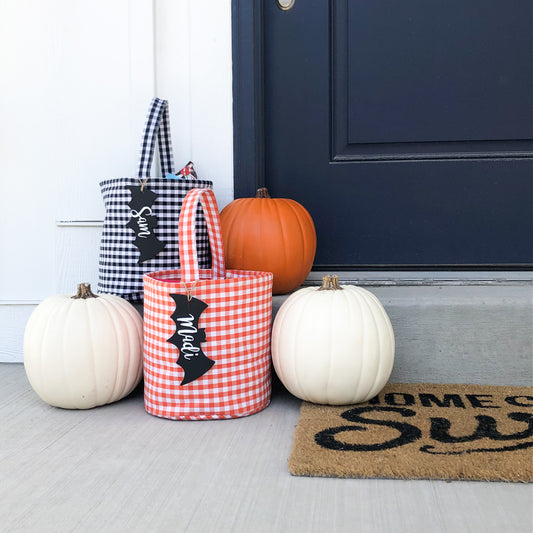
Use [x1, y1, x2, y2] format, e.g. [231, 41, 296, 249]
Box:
[98, 98, 212, 302]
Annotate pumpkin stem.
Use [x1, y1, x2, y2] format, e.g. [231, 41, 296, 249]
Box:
[72, 282, 99, 299]
[256, 187, 271, 199]
[318, 275, 343, 291]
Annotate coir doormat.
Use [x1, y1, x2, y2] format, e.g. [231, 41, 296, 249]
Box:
[289, 383, 533, 482]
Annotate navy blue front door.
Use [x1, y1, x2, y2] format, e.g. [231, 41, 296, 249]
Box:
[259, 0, 533, 268]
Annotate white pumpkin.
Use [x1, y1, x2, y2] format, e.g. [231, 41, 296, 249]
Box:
[24, 283, 143, 409]
[272, 275, 394, 405]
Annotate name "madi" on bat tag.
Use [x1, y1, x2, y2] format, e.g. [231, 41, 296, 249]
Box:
[168, 294, 214, 385]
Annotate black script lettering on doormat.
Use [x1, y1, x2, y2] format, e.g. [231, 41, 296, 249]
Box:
[289, 383, 533, 482]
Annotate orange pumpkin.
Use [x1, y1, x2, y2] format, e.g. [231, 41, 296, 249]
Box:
[220, 188, 317, 295]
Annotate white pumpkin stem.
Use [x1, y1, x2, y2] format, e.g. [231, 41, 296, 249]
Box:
[72, 283, 99, 299]
[256, 187, 271, 199]
[318, 275, 343, 291]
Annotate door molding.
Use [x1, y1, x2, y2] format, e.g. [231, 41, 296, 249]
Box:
[330, 0, 533, 163]
[231, 0, 265, 198]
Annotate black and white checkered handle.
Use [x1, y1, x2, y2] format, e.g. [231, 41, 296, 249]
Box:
[137, 98, 175, 186]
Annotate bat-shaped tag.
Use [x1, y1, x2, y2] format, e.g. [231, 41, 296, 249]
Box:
[167, 294, 214, 386]
[125, 185, 166, 263]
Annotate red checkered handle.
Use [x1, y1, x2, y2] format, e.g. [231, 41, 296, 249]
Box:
[179, 188, 226, 282]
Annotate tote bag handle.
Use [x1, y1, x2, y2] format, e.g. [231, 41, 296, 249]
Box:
[137, 98, 175, 189]
[179, 188, 226, 283]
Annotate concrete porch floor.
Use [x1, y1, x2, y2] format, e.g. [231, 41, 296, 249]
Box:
[1, 363, 532, 533]
[2, 273, 532, 532]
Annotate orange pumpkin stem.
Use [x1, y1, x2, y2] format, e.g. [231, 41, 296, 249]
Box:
[318, 275, 343, 291]
[256, 187, 271, 199]
[72, 282, 99, 299]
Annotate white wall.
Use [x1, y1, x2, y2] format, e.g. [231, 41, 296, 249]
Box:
[0, 0, 233, 361]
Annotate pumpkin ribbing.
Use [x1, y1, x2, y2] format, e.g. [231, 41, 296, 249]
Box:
[271, 283, 395, 405]
[220, 189, 317, 294]
[23, 287, 143, 409]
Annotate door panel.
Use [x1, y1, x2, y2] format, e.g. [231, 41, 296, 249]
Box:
[263, 0, 533, 268]
[343, 1, 532, 145]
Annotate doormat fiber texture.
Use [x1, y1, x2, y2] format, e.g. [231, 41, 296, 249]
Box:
[289, 383, 533, 482]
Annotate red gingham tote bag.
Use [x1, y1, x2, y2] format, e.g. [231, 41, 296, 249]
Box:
[143, 188, 274, 420]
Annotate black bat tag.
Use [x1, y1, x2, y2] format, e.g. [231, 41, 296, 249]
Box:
[168, 294, 214, 386]
[126, 185, 166, 263]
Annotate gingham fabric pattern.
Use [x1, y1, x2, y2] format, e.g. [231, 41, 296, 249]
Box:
[143, 188, 274, 420]
[98, 98, 212, 302]
[138, 97, 174, 182]
[178, 187, 226, 283]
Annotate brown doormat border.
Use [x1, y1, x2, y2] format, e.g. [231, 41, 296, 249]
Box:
[289, 383, 533, 482]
